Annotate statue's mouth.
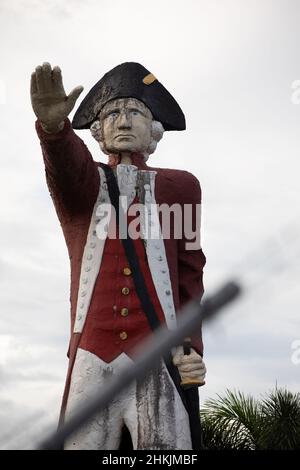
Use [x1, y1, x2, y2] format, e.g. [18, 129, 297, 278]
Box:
[115, 134, 135, 138]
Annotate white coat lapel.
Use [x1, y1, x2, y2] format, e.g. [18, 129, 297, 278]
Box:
[73, 166, 109, 333]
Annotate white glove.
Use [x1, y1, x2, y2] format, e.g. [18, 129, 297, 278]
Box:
[172, 345, 206, 386]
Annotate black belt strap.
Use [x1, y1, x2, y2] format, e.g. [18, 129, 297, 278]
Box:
[99, 162, 202, 451]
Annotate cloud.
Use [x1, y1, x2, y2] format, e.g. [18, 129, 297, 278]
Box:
[0, 397, 57, 450]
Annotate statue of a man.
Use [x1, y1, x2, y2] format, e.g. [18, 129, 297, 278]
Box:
[30, 61, 206, 450]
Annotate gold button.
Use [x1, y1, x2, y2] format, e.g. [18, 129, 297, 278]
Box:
[121, 307, 129, 317]
[121, 287, 130, 295]
[120, 331, 128, 340]
[123, 267, 132, 276]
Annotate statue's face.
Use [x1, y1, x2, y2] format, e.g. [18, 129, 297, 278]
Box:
[100, 98, 153, 154]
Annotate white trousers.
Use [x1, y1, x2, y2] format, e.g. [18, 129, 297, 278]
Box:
[64, 348, 192, 450]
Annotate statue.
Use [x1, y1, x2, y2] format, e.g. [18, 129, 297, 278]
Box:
[30, 61, 206, 450]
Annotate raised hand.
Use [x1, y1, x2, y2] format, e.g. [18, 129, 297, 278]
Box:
[30, 62, 83, 133]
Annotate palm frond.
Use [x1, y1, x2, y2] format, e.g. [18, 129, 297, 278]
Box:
[200, 387, 300, 450]
[258, 388, 300, 450]
[201, 389, 260, 450]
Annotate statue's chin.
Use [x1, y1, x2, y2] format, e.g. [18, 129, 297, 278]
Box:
[100, 139, 151, 158]
[106, 145, 146, 155]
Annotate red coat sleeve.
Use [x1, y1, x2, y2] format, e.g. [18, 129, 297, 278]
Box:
[35, 118, 99, 222]
[177, 171, 206, 355]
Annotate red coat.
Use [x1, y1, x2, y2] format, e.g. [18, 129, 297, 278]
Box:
[36, 118, 206, 419]
[79, 209, 168, 362]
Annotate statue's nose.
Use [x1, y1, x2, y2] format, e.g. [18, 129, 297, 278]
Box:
[118, 110, 132, 129]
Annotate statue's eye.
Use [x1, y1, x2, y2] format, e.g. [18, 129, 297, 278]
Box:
[108, 111, 119, 118]
[132, 110, 139, 116]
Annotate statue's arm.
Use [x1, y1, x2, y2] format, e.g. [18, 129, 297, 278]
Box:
[172, 171, 207, 385]
[177, 172, 206, 355]
[31, 63, 99, 218]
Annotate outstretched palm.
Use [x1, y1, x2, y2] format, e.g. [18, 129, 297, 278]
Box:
[30, 62, 83, 131]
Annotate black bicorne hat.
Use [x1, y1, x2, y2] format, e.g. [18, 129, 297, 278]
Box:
[72, 62, 186, 131]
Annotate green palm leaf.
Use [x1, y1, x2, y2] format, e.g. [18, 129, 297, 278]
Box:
[200, 388, 300, 450]
[201, 389, 261, 449]
[258, 388, 300, 450]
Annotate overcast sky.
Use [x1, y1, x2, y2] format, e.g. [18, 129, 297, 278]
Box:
[0, 0, 300, 449]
